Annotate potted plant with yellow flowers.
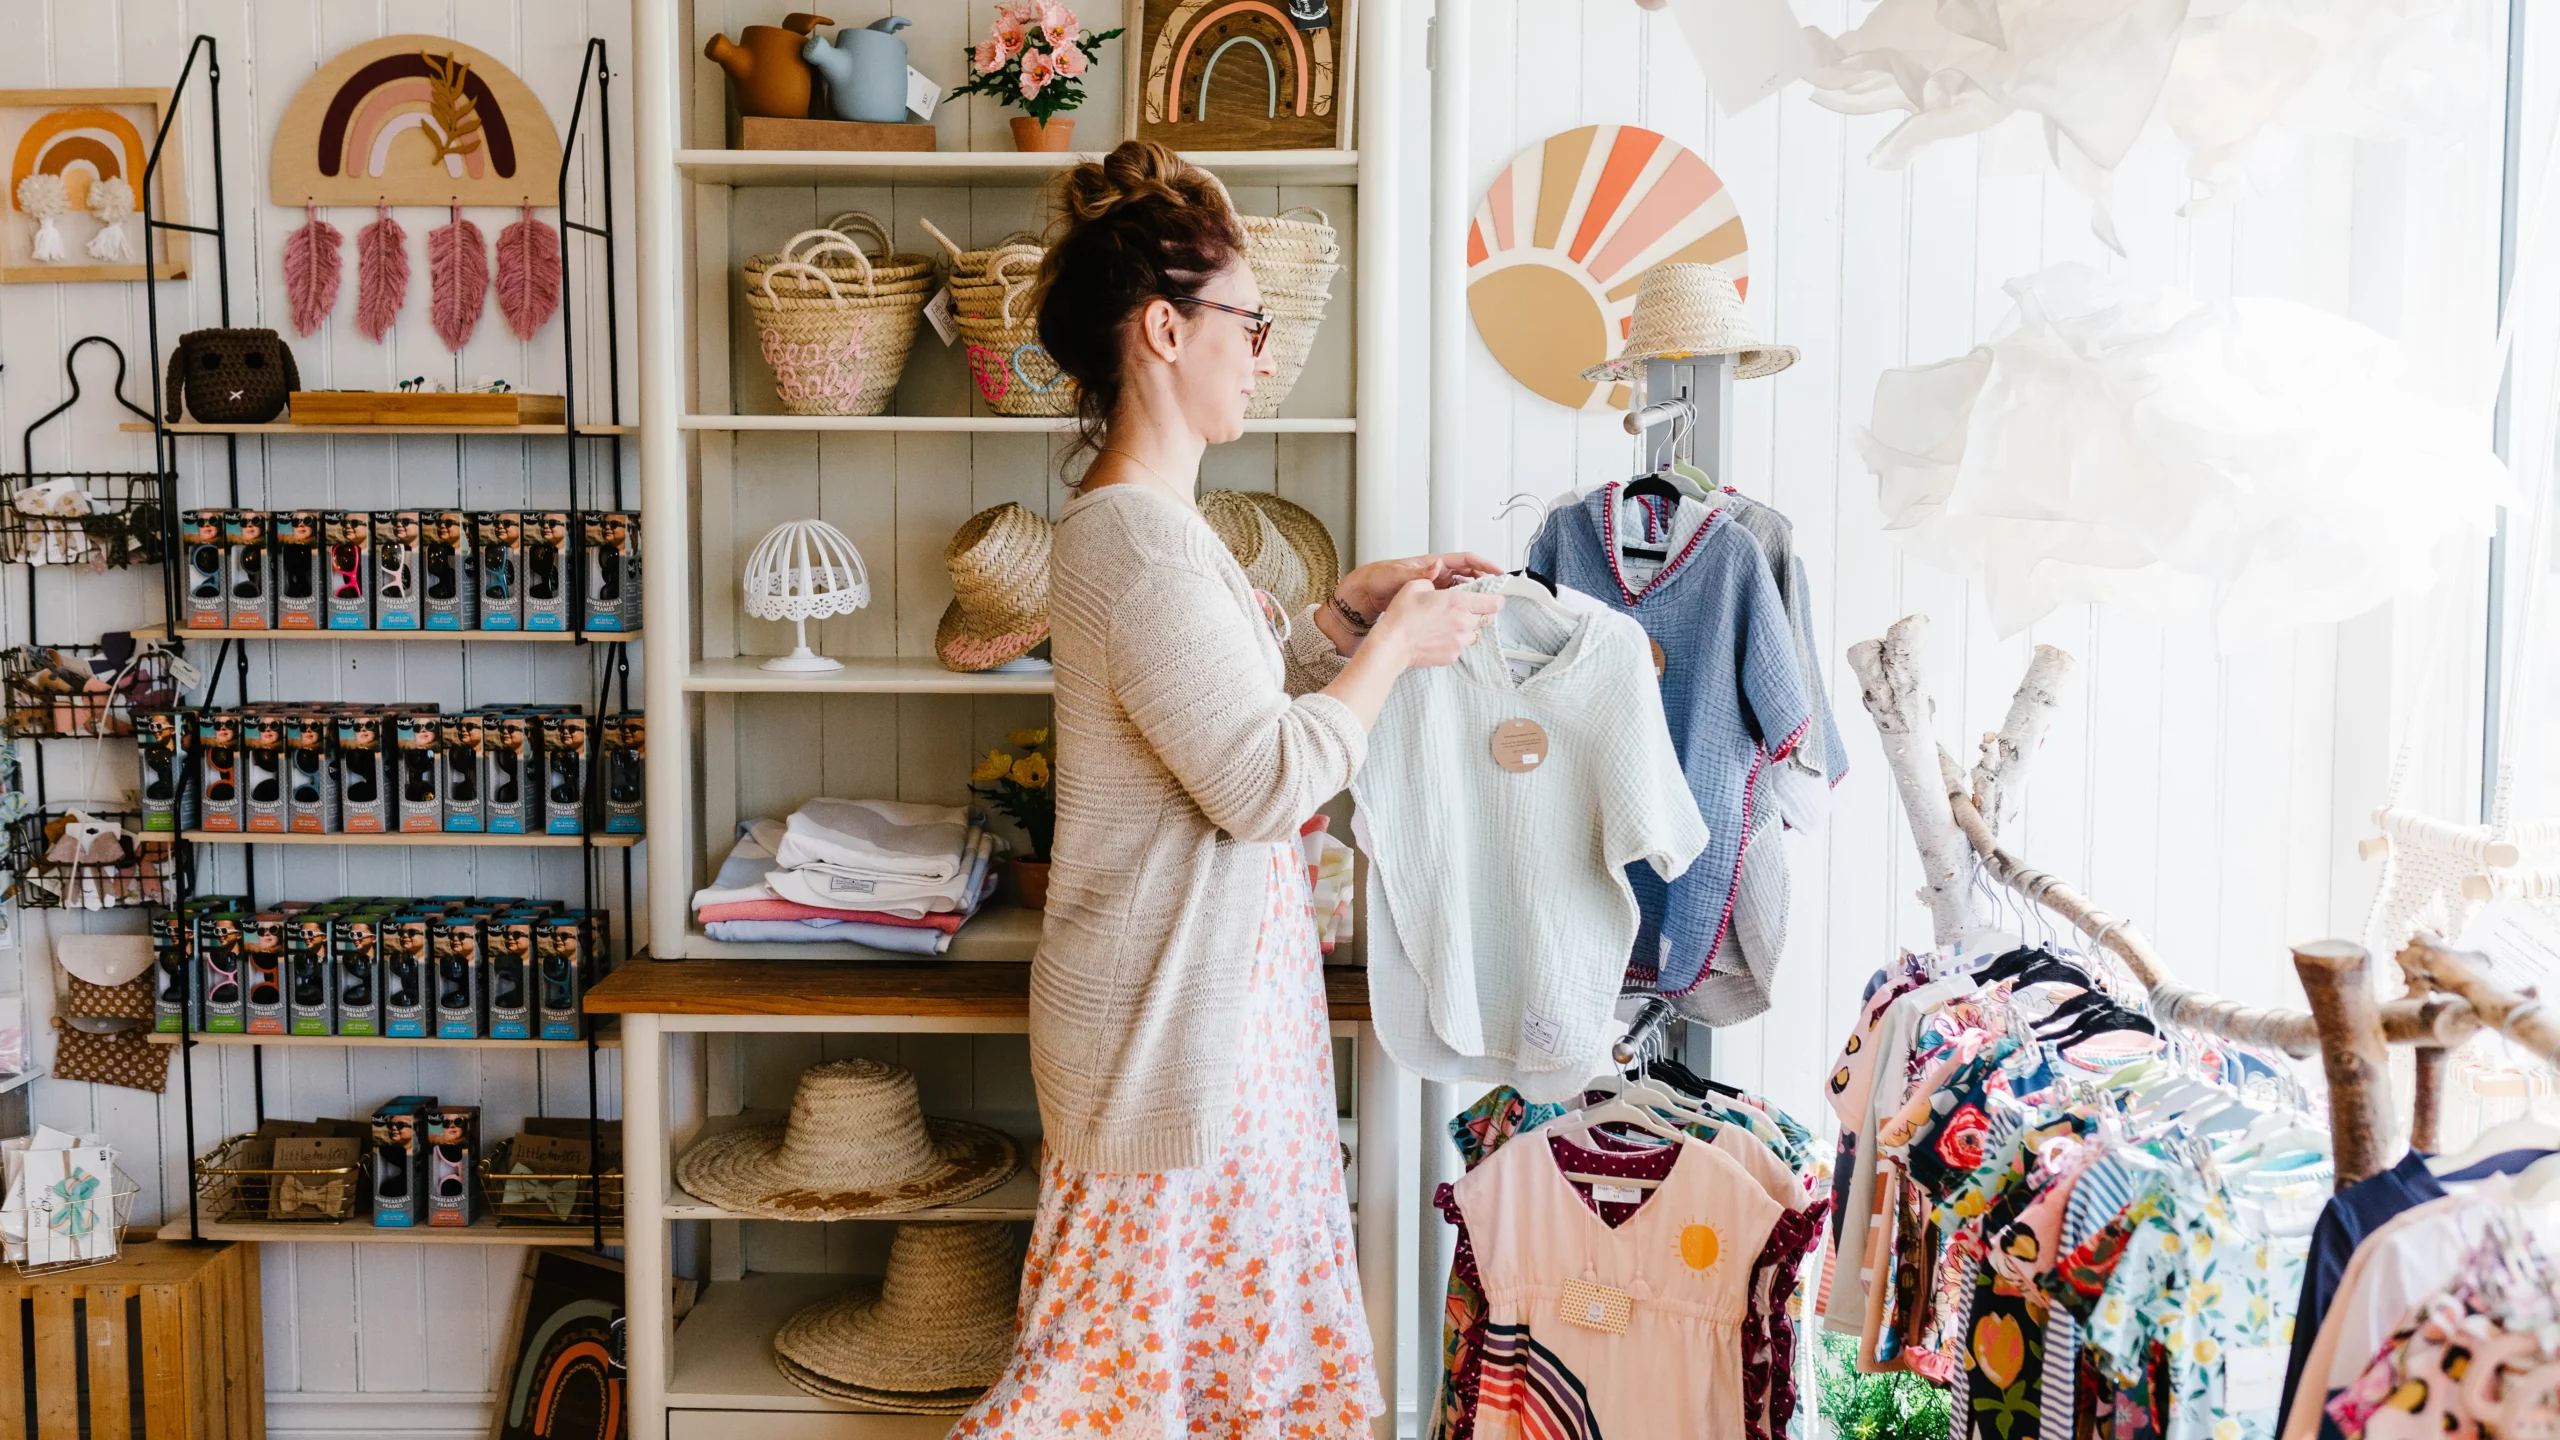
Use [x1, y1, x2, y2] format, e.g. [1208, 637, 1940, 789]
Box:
[971, 728, 1055, 909]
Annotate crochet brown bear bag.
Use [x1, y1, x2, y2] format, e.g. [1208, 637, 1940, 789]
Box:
[163, 328, 298, 425]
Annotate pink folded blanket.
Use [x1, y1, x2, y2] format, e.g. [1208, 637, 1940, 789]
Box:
[694, 898, 970, 933]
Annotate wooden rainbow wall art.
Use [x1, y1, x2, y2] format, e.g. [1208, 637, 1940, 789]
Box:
[1467, 125, 1749, 411]
[1, 87, 186, 283]
[1131, 0, 1352, 151]
[270, 36, 561, 207]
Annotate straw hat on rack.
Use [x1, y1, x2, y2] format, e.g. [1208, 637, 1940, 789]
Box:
[1578, 263, 1797, 382]
[671, 1059, 1020, 1219]
[936, 503, 1053, 673]
[1199, 491, 1340, 615]
[771, 1221, 1022, 1411]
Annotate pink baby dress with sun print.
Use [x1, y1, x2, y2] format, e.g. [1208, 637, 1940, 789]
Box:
[954, 845, 1382, 1440]
[1448, 1122, 1783, 1440]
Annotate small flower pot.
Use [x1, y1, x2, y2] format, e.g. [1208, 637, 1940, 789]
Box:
[1005, 859, 1051, 910]
[1010, 115, 1076, 152]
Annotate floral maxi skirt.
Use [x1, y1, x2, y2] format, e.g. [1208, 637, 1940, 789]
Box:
[955, 845, 1383, 1439]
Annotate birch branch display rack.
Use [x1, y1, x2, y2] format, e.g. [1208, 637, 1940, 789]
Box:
[1852, 613, 2556, 1185]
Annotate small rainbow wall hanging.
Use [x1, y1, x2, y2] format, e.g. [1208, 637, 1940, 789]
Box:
[1467, 125, 1748, 411]
[270, 36, 561, 207]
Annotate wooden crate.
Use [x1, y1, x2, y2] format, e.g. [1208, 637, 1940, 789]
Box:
[0, 1237, 262, 1440]
[727, 115, 937, 152]
[287, 391, 568, 426]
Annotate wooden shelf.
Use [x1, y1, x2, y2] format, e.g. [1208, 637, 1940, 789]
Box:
[685, 656, 1052, 695]
[681, 414, 1354, 434]
[182, 829, 641, 848]
[670, 1272, 981, 1415]
[675, 147, 1357, 189]
[143, 624, 638, 644]
[588, 957, 1371, 1021]
[148, 1029, 616, 1050]
[663, 1112, 1037, 1222]
[125, 421, 631, 436]
[154, 1215, 620, 1245]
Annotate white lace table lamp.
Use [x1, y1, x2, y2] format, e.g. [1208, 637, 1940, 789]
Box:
[744, 520, 870, 672]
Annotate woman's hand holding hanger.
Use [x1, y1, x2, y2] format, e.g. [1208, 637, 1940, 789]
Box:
[1313, 551, 1506, 660]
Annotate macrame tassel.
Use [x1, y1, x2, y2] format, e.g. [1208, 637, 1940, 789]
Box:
[282, 203, 343, 336]
[428, 204, 489, 352]
[16, 175, 68, 262]
[84, 178, 135, 262]
[493, 206, 563, 340]
[355, 204, 410, 342]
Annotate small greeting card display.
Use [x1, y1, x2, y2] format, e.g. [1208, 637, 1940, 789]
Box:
[2, 1125, 120, 1268]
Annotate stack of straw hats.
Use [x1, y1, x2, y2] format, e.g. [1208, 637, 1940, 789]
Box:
[1238, 207, 1342, 419]
[1199, 490, 1341, 616]
[673, 1058, 1020, 1218]
[936, 503, 1053, 673]
[771, 1221, 1023, 1410]
[741, 212, 937, 417]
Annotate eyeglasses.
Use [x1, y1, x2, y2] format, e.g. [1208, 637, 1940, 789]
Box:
[1174, 296, 1273, 356]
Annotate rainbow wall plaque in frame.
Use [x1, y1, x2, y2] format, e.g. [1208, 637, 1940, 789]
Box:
[1, 88, 187, 284]
[270, 36, 562, 208]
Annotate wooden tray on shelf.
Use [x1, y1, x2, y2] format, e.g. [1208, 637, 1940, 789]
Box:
[287, 391, 567, 427]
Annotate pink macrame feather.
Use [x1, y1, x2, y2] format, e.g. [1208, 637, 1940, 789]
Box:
[494, 208, 562, 340]
[428, 208, 490, 352]
[355, 207, 409, 342]
[282, 206, 342, 337]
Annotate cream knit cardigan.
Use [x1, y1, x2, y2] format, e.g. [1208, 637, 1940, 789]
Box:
[1033, 483, 1361, 1173]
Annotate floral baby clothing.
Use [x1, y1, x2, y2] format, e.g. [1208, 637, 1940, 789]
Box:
[955, 847, 1380, 1440]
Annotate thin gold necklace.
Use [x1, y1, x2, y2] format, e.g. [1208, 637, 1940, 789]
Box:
[1099, 447, 1184, 494]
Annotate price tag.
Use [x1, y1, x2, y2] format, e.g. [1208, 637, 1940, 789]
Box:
[1558, 1277, 1633, 1335]
[1649, 636, 1667, 678]
[1520, 1007, 1562, 1056]
[1490, 717, 1548, 773]
[906, 66, 943, 120]
[923, 288, 958, 346]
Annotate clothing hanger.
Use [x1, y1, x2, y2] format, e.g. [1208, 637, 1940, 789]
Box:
[1490, 573, 1574, 667]
[1549, 1095, 1692, 1191]
[2429, 1116, 2560, 1174]
[1648, 1053, 1748, 1102]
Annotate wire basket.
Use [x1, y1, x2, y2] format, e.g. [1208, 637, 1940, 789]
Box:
[476, 1137, 625, 1228]
[1, 642, 181, 738]
[3, 1161, 140, 1275]
[0, 470, 166, 568]
[6, 808, 175, 910]
[194, 1132, 364, 1222]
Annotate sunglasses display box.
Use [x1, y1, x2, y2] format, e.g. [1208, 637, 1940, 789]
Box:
[143, 702, 641, 838]
[184, 507, 639, 634]
[158, 897, 609, 1042]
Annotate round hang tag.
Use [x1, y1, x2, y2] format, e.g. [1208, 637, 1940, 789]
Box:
[1491, 718, 1549, 773]
[1649, 637, 1667, 679]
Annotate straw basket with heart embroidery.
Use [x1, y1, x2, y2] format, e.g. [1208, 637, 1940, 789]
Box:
[955, 249, 1077, 418]
[743, 228, 931, 416]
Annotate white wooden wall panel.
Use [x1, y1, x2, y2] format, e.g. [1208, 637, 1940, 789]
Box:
[1430, 0, 2514, 1129]
[0, 0, 636, 1413]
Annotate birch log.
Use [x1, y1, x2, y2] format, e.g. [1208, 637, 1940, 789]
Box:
[2295, 941, 2398, 1185]
[2400, 938, 2560, 1067]
[1847, 615, 1974, 947]
[1973, 645, 2076, 831]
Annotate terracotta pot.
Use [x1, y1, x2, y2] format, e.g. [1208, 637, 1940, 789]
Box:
[1006, 859, 1051, 911]
[1010, 115, 1076, 153]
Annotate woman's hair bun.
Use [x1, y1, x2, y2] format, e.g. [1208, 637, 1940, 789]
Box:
[1052, 139, 1232, 226]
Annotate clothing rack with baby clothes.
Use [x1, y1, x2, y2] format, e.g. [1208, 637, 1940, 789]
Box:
[1846, 612, 2560, 1440]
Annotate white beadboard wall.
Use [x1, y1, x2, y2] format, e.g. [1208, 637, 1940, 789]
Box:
[0, 1, 638, 1429]
[1404, 0, 2519, 1133]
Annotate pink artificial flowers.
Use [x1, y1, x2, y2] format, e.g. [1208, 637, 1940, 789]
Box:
[1019, 47, 1056, 98]
[1054, 41, 1088, 77]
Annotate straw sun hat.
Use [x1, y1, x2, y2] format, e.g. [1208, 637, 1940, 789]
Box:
[1579, 263, 1798, 383]
[935, 502, 1052, 673]
[772, 1221, 1022, 1410]
[672, 1059, 1020, 1219]
[1199, 490, 1341, 615]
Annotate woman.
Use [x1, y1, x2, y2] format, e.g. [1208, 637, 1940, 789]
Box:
[954, 142, 1506, 1438]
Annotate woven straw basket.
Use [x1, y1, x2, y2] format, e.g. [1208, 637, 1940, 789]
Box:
[1239, 208, 1340, 418]
[920, 218, 1047, 319]
[955, 251, 1075, 418]
[743, 248, 928, 417]
[745, 213, 936, 298]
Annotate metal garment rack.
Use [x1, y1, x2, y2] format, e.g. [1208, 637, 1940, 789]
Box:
[138, 35, 633, 1251]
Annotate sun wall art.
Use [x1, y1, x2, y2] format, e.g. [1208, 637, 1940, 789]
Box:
[1128, 0, 1355, 150]
[1467, 125, 1750, 411]
[1, 88, 187, 284]
[269, 35, 562, 207]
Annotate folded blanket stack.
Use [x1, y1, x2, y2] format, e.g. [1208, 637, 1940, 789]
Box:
[692, 799, 1000, 954]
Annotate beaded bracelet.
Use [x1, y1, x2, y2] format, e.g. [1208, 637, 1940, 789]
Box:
[1330, 594, 1375, 635]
